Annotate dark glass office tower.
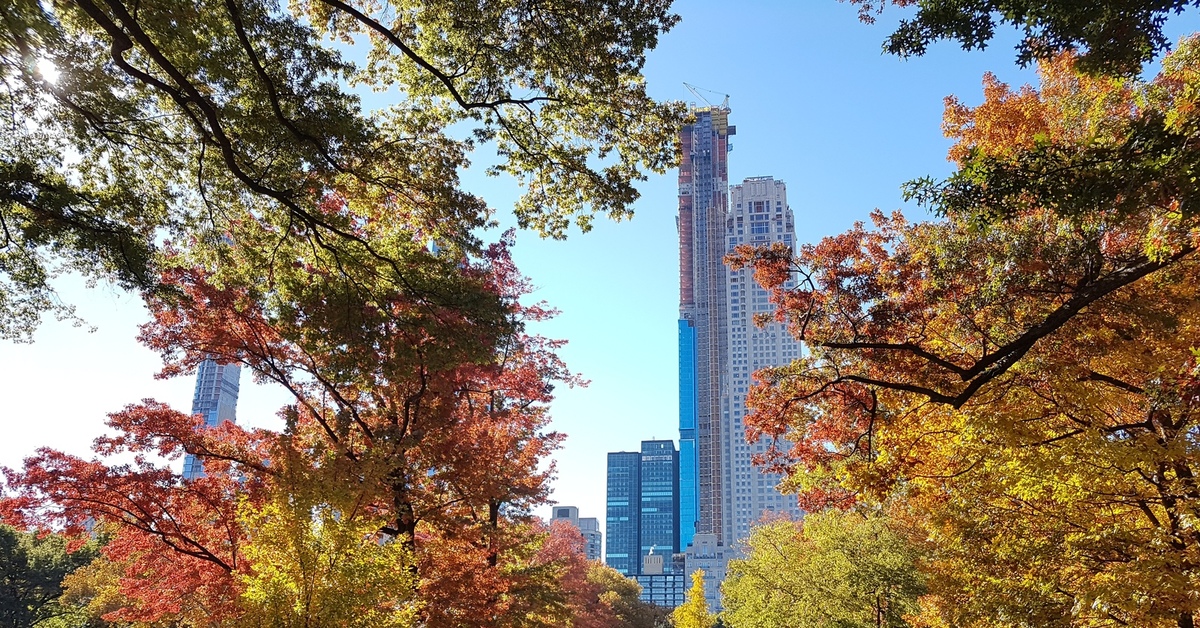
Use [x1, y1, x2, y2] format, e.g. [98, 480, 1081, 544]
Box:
[638, 440, 680, 568]
[607, 440, 681, 579]
[605, 451, 641, 575]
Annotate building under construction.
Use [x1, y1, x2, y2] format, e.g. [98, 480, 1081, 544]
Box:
[677, 102, 803, 608]
[677, 104, 733, 552]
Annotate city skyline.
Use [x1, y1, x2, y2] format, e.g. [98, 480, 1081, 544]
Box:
[6, 1, 1200, 624]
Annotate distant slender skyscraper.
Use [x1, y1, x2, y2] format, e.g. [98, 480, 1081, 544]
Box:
[678, 105, 733, 547]
[181, 359, 241, 479]
[678, 105, 803, 547]
[723, 177, 803, 541]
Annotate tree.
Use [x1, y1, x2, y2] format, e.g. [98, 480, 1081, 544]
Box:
[0, 524, 100, 628]
[672, 570, 714, 628]
[586, 562, 672, 628]
[722, 513, 925, 628]
[0, 0, 683, 341]
[728, 42, 1200, 628]
[844, 0, 1200, 74]
[3, 233, 585, 626]
[235, 495, 419, 628]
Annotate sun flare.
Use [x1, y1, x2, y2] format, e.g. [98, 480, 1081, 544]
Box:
[36, 58, 59, 84]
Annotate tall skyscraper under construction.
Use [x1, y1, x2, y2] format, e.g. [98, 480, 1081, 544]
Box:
[181, 359, 241, 479]
[678, 108, 802, 551]
[677, 105, 732, 550]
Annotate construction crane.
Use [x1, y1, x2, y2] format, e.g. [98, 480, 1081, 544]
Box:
[683, 82, 730, 110]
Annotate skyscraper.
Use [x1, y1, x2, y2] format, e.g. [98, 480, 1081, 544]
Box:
[677, 109, 804, 610]
[678, 105, 733, 548]
[578, 517, 602, 562]
[638, 440, 680, 565]
[181, 358, 241, 479]
[605, 451, 641, 575]
[724, 177, 803, 541]
[605, 440, 681, 576]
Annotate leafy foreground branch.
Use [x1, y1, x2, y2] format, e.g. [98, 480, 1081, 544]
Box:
[0, 0, 684, 341]
[730, 39, 1200, 628]
[844, 0, 1200, 75]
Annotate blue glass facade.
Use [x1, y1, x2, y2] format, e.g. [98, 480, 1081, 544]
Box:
[607, 441, 682, 577]
[678, 319, 699, 549]
[605, 451, 641, 575]
[635, 573, 685, 608]
[182, 359, 241, 479]
[639, 440, 679, 569]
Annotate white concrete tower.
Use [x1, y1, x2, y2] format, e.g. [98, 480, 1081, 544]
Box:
[722, 176, 803, 543]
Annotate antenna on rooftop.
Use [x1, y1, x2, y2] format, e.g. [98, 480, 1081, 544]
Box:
[683, 82, 730, 109]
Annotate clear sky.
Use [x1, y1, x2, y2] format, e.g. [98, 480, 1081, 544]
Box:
[2, 2, 1198, 545]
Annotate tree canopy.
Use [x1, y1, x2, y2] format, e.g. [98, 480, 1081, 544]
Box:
[722, 513, 925, 628]
[0, 524, 100, 628]
[845, 0, 1200, 74]
[0, 0, 684, 340]
[3, 0, 684, 624]
[729, 39, 1200, 628]
[2, 233, 593, 626]
[585, 562, 672, 628]
[672, 570, 715, 628]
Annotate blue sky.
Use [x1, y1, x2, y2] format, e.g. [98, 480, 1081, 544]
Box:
[3, 2, 1198, 544]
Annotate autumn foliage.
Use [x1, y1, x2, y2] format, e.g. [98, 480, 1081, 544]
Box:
[1, 220, 594, 625]
[729, 40, 1200, 627]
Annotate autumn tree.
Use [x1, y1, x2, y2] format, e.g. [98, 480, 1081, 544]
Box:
[235, 494, 419, 628]
[722, 512, 925, 628]
[728, 41, 1200, 628]
[672, 570, 715, 628]
[2, 229, 587, 625]
[586, 563, 672, 628]
[3, 0, 681, 621]
[0, 0, 683, 341]
[844, 0, 1200, 74]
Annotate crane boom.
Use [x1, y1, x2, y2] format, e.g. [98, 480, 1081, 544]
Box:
[683, 82, 730, 110]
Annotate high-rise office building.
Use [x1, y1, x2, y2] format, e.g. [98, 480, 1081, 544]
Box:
[678, 105, 733, 549]
[638, 440, 680, 565]
[605, 451, 641, 575]
[578, 517, 602, 561]
[181, 359, 241, 479]
[605, 441, 681, 576]
[607, 440, 684, 608]
[724, 177, 803, 542]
